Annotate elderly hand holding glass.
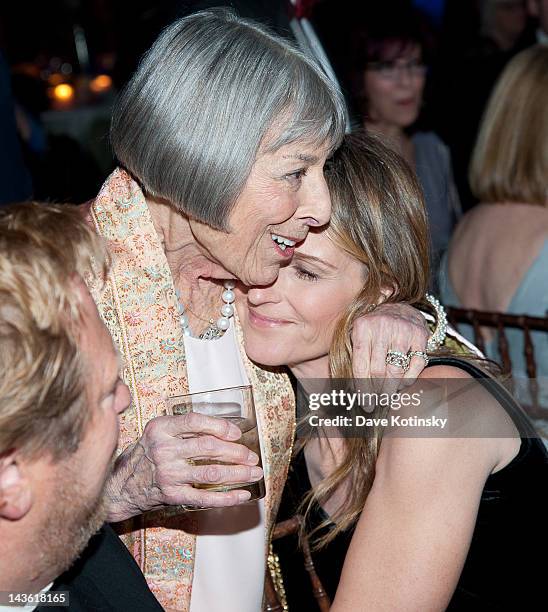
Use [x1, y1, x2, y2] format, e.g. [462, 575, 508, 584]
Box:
[104, 409, 263, 521]
[166, 385, 265, 502]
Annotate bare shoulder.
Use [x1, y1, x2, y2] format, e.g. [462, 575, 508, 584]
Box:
[378, 363, 521, 479]
[374, 432, 494, 506]
[417, 363, 515, 433]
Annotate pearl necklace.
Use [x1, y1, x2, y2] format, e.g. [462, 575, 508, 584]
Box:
[176, 280, 236, 340]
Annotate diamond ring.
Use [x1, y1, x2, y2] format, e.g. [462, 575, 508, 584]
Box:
[385, 350, 411, 373]
[408, 350, 429, 365]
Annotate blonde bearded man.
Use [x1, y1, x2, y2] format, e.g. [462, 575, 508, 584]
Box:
[0, 202, 162, 612]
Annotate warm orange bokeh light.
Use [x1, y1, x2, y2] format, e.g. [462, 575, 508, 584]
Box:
[89, 74, 112, 93]
[53, 83, 74, 101]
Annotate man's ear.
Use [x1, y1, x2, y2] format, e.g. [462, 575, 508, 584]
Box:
[0, 451, 33, 521]
[70, 273, 95, 314]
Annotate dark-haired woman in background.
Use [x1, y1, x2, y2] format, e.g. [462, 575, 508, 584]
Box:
[349, 6, 462, 280]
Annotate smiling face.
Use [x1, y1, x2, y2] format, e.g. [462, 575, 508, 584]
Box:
[188, 139, 333, 286]
[237, 228, 365, 374]
[363, 42, 425, 130]
[236, 131, 430, 377]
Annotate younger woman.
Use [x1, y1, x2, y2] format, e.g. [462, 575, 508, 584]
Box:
[237, 132, 546, 610]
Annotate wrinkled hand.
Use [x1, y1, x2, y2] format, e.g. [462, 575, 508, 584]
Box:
[105, 413, 262, 522]
[352, 302, 429, 393]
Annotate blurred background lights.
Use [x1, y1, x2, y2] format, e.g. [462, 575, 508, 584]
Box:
[89, 74, 112, 93]
[53, 83, 74, 101]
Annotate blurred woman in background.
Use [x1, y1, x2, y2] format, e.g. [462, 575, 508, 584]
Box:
[349, 6, 462, 279]
[439, 45, 548, 413]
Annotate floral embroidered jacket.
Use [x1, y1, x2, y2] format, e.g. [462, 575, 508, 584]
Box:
[84, 168, 295, 610]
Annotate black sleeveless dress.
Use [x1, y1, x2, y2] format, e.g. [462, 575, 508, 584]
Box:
[274, 358, 548, 611]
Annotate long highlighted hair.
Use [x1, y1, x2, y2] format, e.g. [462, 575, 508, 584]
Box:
[298, 131, 430, 547]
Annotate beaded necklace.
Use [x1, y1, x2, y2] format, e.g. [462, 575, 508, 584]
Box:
[175, 280, 236, 340]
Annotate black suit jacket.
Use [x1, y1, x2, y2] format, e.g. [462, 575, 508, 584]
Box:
[36, 525, 163, 612]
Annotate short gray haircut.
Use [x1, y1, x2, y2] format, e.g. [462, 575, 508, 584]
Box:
[111, 9, 346, 229]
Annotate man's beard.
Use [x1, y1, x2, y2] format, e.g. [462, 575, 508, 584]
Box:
[33, 457, 113, 583]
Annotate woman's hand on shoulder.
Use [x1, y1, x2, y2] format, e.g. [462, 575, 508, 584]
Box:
[352, 302, 429, 392]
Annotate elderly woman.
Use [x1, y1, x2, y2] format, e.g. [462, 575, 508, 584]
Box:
[85, 10, 431, 610]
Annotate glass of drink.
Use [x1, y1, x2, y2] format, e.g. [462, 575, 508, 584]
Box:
[165, 385, 265, 502]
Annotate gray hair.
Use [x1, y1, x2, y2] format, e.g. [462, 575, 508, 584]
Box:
[111, 9, 346, 229]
